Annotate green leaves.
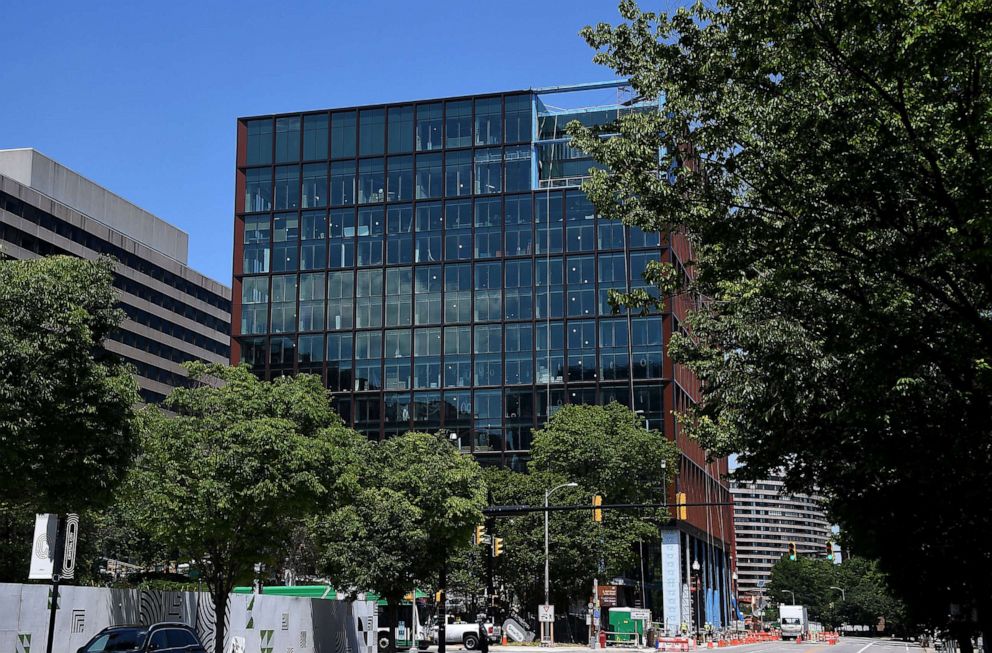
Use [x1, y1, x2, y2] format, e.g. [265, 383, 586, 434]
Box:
[0, 256, 138, 512]
[577, 0, 992, 625]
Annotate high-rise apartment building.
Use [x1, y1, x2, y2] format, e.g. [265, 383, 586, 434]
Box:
[0, 148, 231, 402]
[731, 475, 832, 595]
[229, 81, 734, 631]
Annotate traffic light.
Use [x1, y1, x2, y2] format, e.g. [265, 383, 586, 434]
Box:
[675, 492, 687, 520]
[493, 537, 504, 557]
[592, 494, 603, 522]
[788, 542, 797, 561]
[474, 524, 486, 545]
[435, 589, 446, 603]
[825, 541, 834, 561]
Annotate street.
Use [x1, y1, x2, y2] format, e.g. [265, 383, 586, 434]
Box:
[417, 639, 925, 653]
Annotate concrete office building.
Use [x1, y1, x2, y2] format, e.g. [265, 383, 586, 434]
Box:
[0, 148, 231, 402]
[730, 475, 832, 595]
[229, 81, 735, 632]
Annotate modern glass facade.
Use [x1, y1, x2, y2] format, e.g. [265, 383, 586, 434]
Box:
[232, 85, 671, 466]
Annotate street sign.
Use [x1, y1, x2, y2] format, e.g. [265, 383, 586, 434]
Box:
[756, 579, 766, 589]
[538, 605, 555, 623]
[597, 585, 618, 607]
[29, 514, 57, 580]
[631, 609, 651, 621]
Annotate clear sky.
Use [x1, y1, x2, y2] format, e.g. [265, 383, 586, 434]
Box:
[0, 0, 661, 286]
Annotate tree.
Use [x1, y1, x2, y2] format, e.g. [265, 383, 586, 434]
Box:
[317, 432, 486, 653]
[128, 363, 364, 653]
[0, 256, 138, 513]
[571, 0, 992, 644]
[482, 403, 678, 634]
[767, 556, 905, 632]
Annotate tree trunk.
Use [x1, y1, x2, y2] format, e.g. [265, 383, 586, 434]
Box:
[212, 584, 229, 653]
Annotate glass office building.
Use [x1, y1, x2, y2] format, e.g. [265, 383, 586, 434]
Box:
[231, 83, 671, 464]
[231, 80, 736, 629]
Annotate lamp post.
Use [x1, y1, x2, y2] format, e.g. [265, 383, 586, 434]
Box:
[829, 586, 846, 601]
[783, 589, 796, 604]
[545, 481, 578, 644]
[692, 559, 701, 641]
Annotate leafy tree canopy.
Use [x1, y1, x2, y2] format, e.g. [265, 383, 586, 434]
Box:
[0, 255, 138, 512]
[128, 363, 363, 653]
[571, 0, 992, 628]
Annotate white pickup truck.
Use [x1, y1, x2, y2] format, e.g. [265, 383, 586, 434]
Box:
[431, 615, 498, 650]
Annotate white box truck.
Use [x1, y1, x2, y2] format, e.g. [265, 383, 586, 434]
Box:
[779, 605, 808, 640]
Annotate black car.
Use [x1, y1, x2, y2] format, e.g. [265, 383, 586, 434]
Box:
[78, 623, 206, 653]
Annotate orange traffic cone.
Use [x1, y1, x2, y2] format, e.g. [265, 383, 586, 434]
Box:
[795, 635, 802, 644]
[501, 632, 508, 646]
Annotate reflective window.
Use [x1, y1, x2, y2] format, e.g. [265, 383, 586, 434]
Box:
[270, 275, 297, 334]
[299, 272, 325, 332]
[330, 161, 355, 206]
[415, 265, 442, 325]
[475, 149, 502, 195]
[385, 267, 413, 327]
[272, 214, 299, 272]
[241, 277, 269, 334]
[535, 257, 564, 319]
[329, 209, 355, 268]
[274, 166, 300, 210]
[301, 212, 327, 270]
[444, 200, 472, 260]
[358, 158, 385, 204]
[598, 253, 628, 315]
[239, 337, 267, 375]
[505, 94, 532, 143]
[444, 326, 472, 387]
[474, 197, 501, 259]
[246, 119, 273, 165]
[629, 225, 661, 248]
[599, 219, 625, 250]
[413, 327, 442, 389]
[270, 336, 296, 371]
[567, 320, 596, 381]
[359, 109, 385, 156]
[475, 97, 502, 146]
[302, 163, 328, 209]
[474, 262, 501, 322]
[299, 334, 324, 374]
[600, 319, 629, 380]
[566, 191, 595, 252]
[445, 150, 472, 197]
[387, 105, 414, 154]
[566, 255, 596, 317]
[357, 207, 384, 266]
[386, 205, 413, 265]
[244, 168, 272, 213]
[474, 324, 502, 386]
[331, 111, 357, 158]
[326, 332, 353, 391]
[384, 330, 412, 389]
[387, 155, 413, 202]
[535, 192, 564, 254]
[505, 323, 533, 385]
[505, 145, 532, 192]
[327, 270, 354, 330]
[504, 259, 532, 321]
[303, 114, 329, 160]
[356, 269, 383, 328]
[444, 263, 472, 323]
[416, 153, 442, 199]
[413, 390, 442, 426]
[243, 215, 270, 274]
[275, 116, 301, 163]
[505, 195, 532, 256]
[416, 103, 442, 151]
[536, 321, 565, 383]
[631, 316, 663, 378]
[415, 202, 442, 263]
[445, 100, 472, 148]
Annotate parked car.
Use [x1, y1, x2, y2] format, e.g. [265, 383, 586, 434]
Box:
[78, 623, 207, 653]
[429, 615, 497, 650]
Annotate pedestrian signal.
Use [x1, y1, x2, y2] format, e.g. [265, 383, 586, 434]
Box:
[493, 537, 504, 557]
[788, 542, 797, 561]
[592, 494, 603, 522]
[675, 492, 687, 520]
[474, 524, 486, 545]
[435, 589, 446, 603]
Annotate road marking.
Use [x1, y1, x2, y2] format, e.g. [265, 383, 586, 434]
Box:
[856, 642, 877, 653]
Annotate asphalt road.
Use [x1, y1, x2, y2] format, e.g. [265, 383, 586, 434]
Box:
[419, 638, 922, 653]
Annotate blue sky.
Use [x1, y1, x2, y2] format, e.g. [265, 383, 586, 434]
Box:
[0, 0, 668, 285]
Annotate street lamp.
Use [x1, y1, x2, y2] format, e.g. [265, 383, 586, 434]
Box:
[544, 481, 578, 642]
[829, 586, 846, 601]
[783, 589, 796, 604]
[692, 559, 701, 641]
